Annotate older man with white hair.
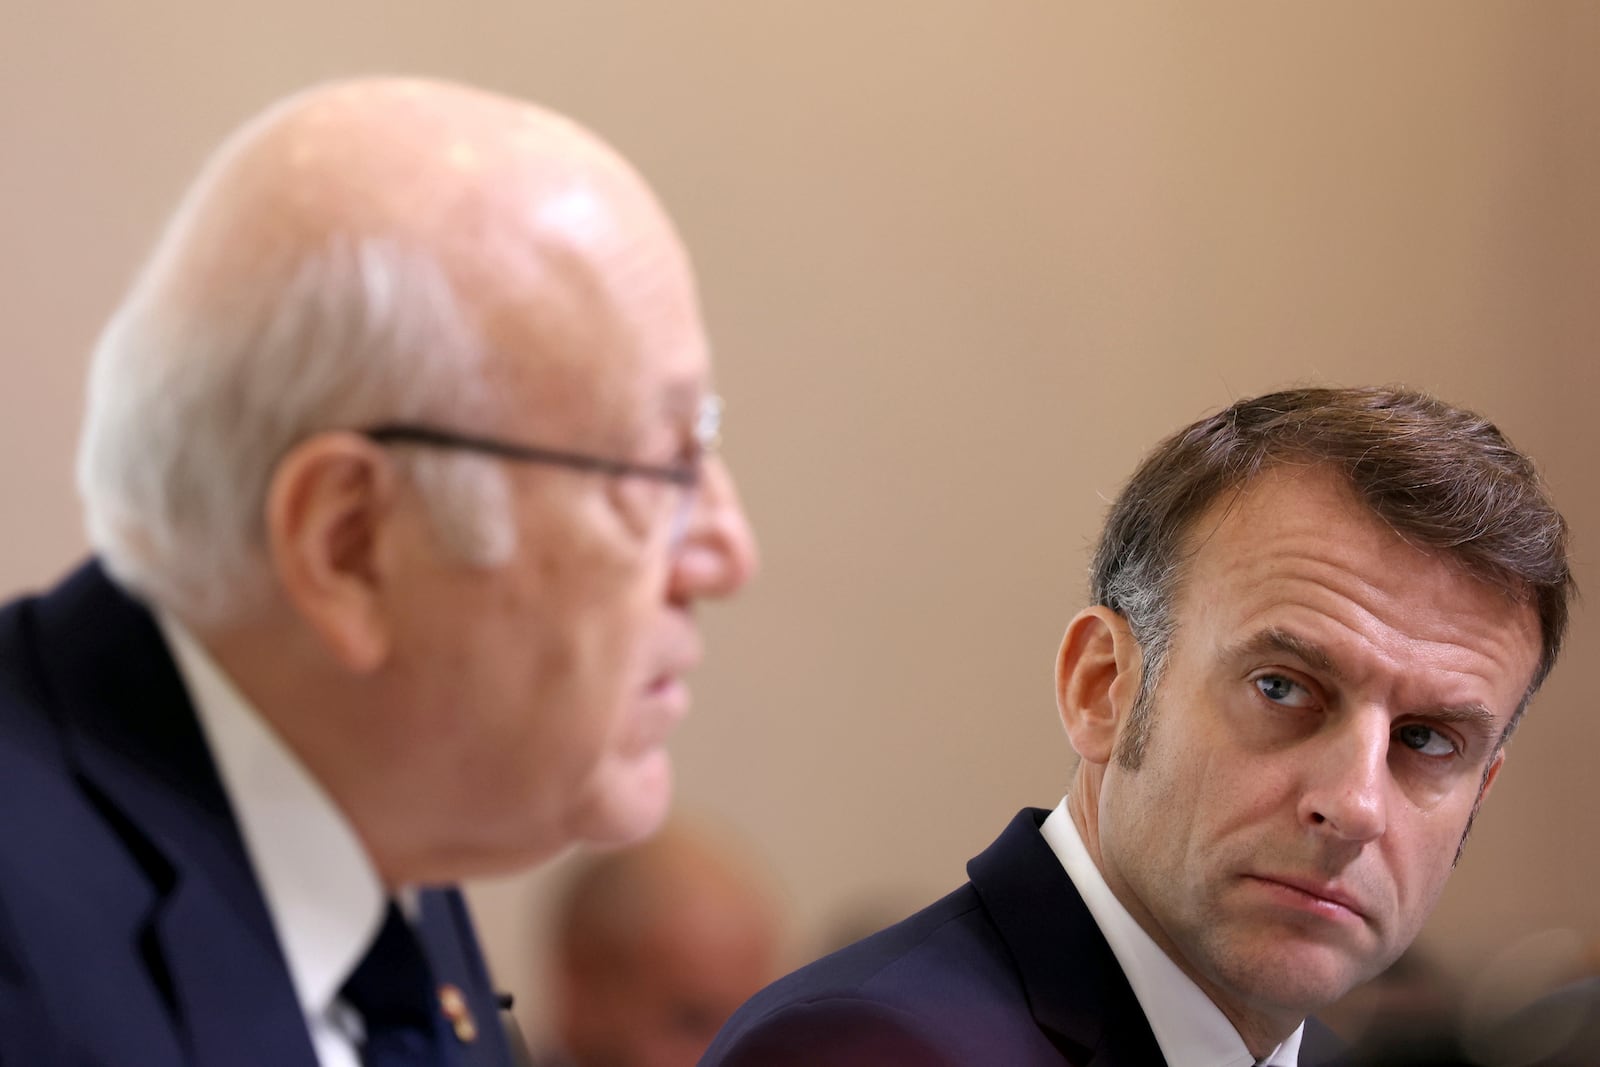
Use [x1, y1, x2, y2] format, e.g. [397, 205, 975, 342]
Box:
[0, 77, 756, 1067]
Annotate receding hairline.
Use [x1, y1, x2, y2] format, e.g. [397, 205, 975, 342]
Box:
[1165, 458, 1543, 609]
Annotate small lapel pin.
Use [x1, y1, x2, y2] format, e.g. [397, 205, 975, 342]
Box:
[437, 983, 478, 1043]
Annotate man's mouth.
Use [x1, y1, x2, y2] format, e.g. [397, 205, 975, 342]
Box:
[1244, 873, 1369, 923]
[645, 672, 688, 703]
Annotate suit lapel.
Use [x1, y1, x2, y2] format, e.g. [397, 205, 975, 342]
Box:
[967, 808, 1166, 1066]
[36, 563, 317, 1067]
[415, 888, 515, 1067]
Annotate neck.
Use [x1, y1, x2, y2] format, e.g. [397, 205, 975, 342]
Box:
[1065, 766, 1103, 859]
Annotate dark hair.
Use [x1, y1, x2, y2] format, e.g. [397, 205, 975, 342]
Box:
[1093, 386, 1573, 765]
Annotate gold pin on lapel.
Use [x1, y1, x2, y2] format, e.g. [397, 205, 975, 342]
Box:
[438, 984, 478, 1043]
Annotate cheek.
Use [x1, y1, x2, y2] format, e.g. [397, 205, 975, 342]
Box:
[1386, 811, 1465, 905]
[1109, 719, 1216, 837]
[1117, 734, 1283, 896]
[1100, 765, 1192, 895]
[564, 544, 670, 660]
[520, 564, 661, 708]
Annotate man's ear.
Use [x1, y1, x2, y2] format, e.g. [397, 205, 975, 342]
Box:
[1056, 606, 1143, 766]
[1478, 748, 1507, 801]
[264, 433, 399, 674]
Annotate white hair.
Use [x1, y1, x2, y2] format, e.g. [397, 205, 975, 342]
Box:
[78, 220, 516, 625]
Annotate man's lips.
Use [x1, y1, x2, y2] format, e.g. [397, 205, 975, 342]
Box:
[641, 640, 702, 713]
[1245, 873, 1369, 922]
[645, 673, 689, 703]
[648, 645, 701, 695]
[630, 625, 703, 750]
[630, 673, 692, 753]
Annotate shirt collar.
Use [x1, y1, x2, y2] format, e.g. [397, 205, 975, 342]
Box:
[156, 610, 386, 1023]
[1039, 797, 1304, 1067]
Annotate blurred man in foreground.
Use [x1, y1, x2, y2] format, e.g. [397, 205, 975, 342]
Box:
[0, 77, 756, 1066]
[705, 387, 1571, 1067]
[536, 820, 781, 1067]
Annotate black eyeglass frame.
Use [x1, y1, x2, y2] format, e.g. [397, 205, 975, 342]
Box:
[357, 394, 721, 490]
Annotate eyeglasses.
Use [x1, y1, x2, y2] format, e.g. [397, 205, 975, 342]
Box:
[359, 394, 723, 542]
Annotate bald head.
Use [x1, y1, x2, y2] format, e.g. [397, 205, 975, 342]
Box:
[79, 76, 701, 624]
[551, 823, 783, 1067]
[170, 78, 688, 350]
[77, 78, 757, 884]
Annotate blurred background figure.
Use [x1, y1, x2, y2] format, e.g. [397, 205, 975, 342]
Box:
[535, 820, 783, 1067]
[1338, 935, 1600, 1066]
[1451, 934, 1600, 1067]
[1330, 951, 1466, 1065]
[1475, 973, 1600, 1067]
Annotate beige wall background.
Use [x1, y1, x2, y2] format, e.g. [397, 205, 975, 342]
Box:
[4, 0, 1597, 1044]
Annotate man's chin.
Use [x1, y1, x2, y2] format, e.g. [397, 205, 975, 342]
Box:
[579, 748, 675, 847]
[1221, 942, 1374, 1018]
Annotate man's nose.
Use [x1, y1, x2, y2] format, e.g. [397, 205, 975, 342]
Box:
[1299, 710, 1389, 844]
[670, 456, 759, 601]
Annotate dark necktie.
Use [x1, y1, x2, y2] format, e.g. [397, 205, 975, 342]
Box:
[341, 900, 451, 1067]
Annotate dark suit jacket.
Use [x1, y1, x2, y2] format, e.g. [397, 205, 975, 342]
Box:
[0, 562, 512, 1066]
[702, 808, 1346, 1067]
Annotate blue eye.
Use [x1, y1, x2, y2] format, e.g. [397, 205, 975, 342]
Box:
[1396, 723, 1456, 758]
[1254, 675, 1312, 707]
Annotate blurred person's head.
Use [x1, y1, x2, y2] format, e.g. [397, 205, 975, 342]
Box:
[75, 78, 758, 886]
[1324, 949, 1464, 1062]
[549, 820, 782, 1067]
[1056, 386, 1572, 1055]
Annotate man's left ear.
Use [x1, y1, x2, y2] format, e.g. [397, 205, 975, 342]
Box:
[1479, 748, 1507, 800]
[264, 433, 399, 674]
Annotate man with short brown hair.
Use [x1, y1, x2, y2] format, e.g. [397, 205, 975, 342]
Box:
[705, 387, 1571, 1067]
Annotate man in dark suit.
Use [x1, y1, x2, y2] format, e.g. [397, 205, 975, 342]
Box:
[0, 76, 757, 1066]
[704, 387, 1572, 1067]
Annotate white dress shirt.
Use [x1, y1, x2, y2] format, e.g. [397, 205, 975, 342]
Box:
[1039, 797, 1304, 1067]
[158, 612, 385, 1067]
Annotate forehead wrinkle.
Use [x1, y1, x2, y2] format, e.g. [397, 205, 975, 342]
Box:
[1191, 471, 1538, 708]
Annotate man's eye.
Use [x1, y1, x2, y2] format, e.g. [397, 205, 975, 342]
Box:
[1395, 723, 1456, 758]
[1254, 675, 1312, 707]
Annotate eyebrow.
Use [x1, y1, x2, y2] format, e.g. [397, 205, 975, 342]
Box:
[1425, 704, 1502, 745]
[1227, 627, 1503, 743]
[1227, 628, 1343, 680]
